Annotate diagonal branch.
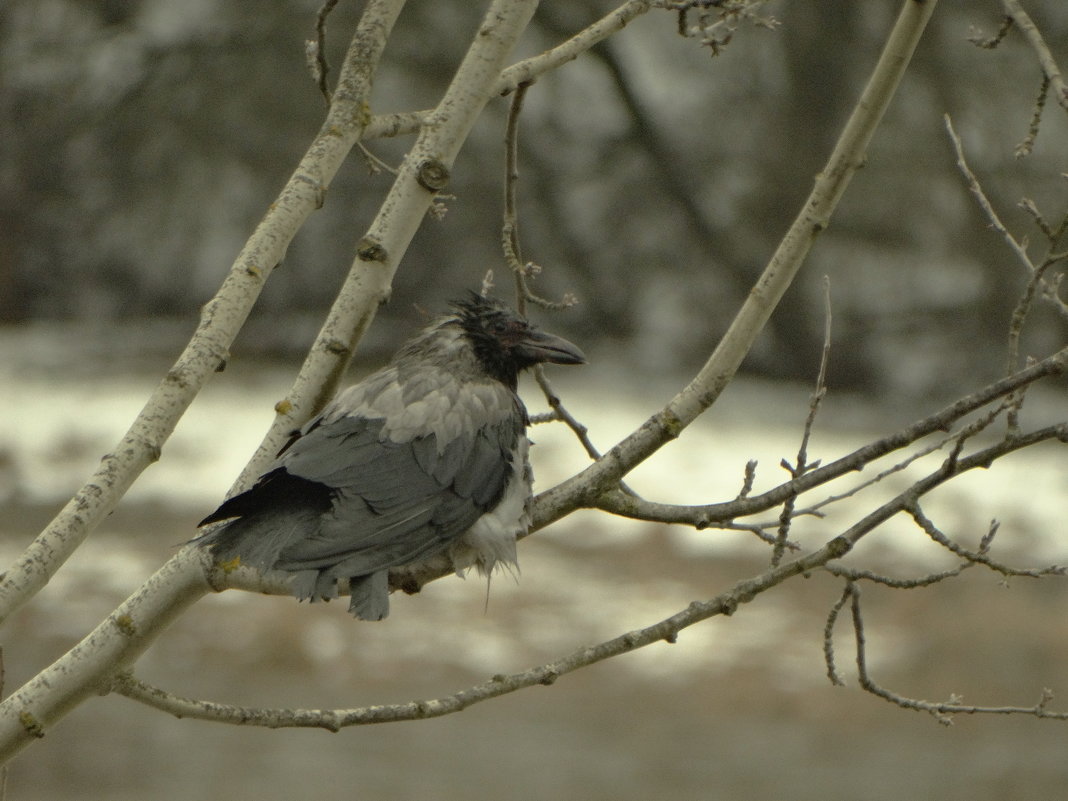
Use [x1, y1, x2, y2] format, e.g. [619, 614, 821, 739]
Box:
[234, 0, 542, 488]
[0, 0, 543, 765]
[0, 0, 409, 628]
[531, 0, 940, 531]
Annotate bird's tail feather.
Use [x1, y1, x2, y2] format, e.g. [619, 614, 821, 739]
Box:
[347, 571, 390, 620]
[197, 506, 326, 592]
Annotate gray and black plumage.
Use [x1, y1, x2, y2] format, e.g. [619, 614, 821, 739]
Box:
[195, 293, 585, 620]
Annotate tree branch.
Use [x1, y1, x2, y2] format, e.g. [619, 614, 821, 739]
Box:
[845, 582, 1068, 724]
[0, 0, 408, 627]
[235, 0, 542, 487]
[530, 0, 939, 531]
[112, 530, 857, 731]
[1000, 0, 1068, 114]
[587, 349, 1066, 530]
[0, 548, 214, 764]
[0, 0, 543, 764]
[359, 1, 658, 142]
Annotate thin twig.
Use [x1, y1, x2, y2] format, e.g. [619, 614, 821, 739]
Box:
[825, 562, 973, 589]
[772, 277, 832, 566]
[1014, 75, 1049, 158]
[945, 114, 1068, 323]
[313, 0, 340, 103]
[501, 82, 575, 312]
[1000, 0, 1068, 114]
[823, 582, 854, 686]
[908, 503, 1066, 579]
[848, 583, 1068, 724]
[967, 15, 1013, 49]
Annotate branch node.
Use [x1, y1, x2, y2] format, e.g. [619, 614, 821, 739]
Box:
[356, 237, 388, 263]
[416, 159, 451, 192]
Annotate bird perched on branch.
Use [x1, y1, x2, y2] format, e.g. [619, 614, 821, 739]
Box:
[196, 293, 585, 620]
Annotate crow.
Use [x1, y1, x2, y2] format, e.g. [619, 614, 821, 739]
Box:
[196, 293, 585, 619]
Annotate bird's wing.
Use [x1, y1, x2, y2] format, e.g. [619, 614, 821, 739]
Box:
[270, 381, 523, 577]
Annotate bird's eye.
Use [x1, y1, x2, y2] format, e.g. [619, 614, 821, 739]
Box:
[490, 319, 509, 335]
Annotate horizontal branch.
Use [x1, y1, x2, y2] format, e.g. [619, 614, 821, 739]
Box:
[846, 582, 1068, 724]
[590, 348, 1067, 528]
[116, 531, 853, 731]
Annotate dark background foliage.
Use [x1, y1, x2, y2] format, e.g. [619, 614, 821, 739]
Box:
[3, 0, 1066, 397]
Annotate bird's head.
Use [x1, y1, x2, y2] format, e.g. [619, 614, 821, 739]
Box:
[452, 293, 586, 388]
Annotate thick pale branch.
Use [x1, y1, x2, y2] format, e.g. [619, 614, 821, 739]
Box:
[0, 549, 214, 764]
[236, 0, 542, 486]
[531, 0, 939, 531]
[0, 0, 407, 627]
[0, 0, 544, 765]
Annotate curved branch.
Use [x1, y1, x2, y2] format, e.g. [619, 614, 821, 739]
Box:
[845, 582, 1068, 724]
[0, 0, 408, 627]
[531, 0, 940, 531]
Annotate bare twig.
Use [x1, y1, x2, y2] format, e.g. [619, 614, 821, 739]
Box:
[313, 0, 340, 103]
[847, 583, 1068, 724]
[966, 15, 1013, 49]
[823, 582, 854, 686]
[359, 1, 660, 143]
[945, 114, 1068, 323]
[908, 504, 1066, 579]
[945, 114, 1035, 271]
[772, 277, 832, 566]
[825, 563, 973, 589]
[1000, 0, 1068, 114]
[501, 81, 575, 313]
[1014, 75, 1049, 158]
[499, 78, 602, 474]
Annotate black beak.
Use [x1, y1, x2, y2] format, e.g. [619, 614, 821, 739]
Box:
[517, 328, 587, 366]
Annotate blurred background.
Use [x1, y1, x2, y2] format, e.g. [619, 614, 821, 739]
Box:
[2, 0, 1068, 798]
